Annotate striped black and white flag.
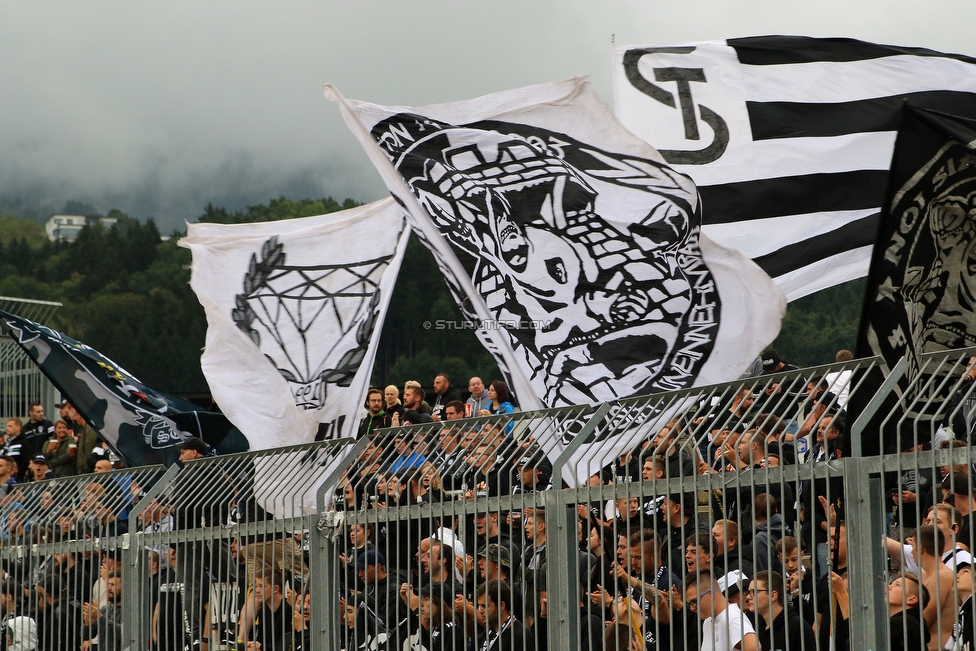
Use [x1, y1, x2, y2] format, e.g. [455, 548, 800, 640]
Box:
[613, 36, 976, 300]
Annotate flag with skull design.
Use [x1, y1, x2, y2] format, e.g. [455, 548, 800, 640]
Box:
[328, 78, 784, 418]
[853, 104, 976, 454]
[860, 105, 976, 370]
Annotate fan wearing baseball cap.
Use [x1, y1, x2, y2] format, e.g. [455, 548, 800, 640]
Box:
[27, 455, 55, 482]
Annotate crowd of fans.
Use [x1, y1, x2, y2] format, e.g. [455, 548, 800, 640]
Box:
[332, 359, 976, 651]
[0, 354, 973, 651]
[1, 400, 121, 486]
[0, 432, 314, 651]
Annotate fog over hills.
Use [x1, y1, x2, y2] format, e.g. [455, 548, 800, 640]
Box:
[3, 1, 974, 232]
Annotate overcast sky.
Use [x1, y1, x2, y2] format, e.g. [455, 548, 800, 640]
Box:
[3, 1, 974, 232]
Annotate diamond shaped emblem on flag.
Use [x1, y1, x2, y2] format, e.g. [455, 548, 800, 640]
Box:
[233, 236, 389, 409]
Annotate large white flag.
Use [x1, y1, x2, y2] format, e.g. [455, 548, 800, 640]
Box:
[326, 77, 784, 413]
[180, 199, 409, 449]
[613, 36, 976, 300]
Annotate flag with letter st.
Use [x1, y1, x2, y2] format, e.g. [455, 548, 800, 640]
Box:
[327, 77, 784, 413]
[614, 36, 976, 300]
[180, 199, 409, 449]
[0, 309, 248, 467]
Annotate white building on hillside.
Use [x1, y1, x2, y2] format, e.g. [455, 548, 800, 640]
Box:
[45, 214, 118, 242]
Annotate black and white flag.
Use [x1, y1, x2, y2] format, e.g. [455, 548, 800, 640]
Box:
[614, 36, 976, 300]
[180, 199, 409, 449]
[0, 310, 248, 467]
[861, 105, 976, 375]
[327, 77, 784, 413]
[854, 103, 976, 454]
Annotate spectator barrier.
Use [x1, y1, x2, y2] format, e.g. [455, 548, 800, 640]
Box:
[0, 349, 974, 651]
[0, 296, 62, 421]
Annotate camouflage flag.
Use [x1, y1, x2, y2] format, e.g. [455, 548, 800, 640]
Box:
[0, 310, 247, 467]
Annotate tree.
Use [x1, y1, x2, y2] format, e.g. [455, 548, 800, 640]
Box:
[372, 235, 501, 390]
[771, 279, 865, 366]
[0, 215, 47, 250]
[0, 200, 868, 400]
[197, 197, 359, 224]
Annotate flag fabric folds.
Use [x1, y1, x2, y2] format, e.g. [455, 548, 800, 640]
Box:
[326, 77, 784, 414]
[613, 36, 976, 301]
[0, 310, 248, 467]
[180, 199, 410, 449]
[853, 103, 976, 454]
[860, 104, 976, 375]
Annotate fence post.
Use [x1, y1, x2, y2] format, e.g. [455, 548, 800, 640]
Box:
[123, 463, 181, 651]
[121, 532, 141, 651]
[312, 439, 361, 651]
[311, 511, 343, 651]
[851, 357, 908, 457]
[546, 491, 580, 651]
[844, 459, 888, 651]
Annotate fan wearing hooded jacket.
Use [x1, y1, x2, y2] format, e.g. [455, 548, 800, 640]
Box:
[5, 616, 37, 651]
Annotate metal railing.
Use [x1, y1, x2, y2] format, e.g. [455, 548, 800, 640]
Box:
[0, 349, 974, 651]
[0, 295, 62, 421]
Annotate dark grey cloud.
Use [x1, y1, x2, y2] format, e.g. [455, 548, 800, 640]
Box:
[2, 0, 974, 232]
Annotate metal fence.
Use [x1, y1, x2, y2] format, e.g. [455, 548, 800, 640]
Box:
[0, 296, 62, 420]
[1, 349, 975, 651]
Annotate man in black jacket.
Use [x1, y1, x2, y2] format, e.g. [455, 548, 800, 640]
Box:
[34, 575, 83, 651]
[748, 570, 815, 651]
[887, 573, 929, 651]
[245, 569, 293, 651]
[475, 512, 521, 561]
[82, 571, 123, 651]
[16, 403, 53, 480]
[356, 550, 408, 638]
[431, 375, 463, 422]
[658, 492, 710, 570]
[475, 580, 533, 651]
[359, 389, 390, 437]
[712, 519, 754, 580]
[416, 582, 466, 651]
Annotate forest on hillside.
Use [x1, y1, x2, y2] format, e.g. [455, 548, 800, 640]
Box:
[0, 202, 863, 398]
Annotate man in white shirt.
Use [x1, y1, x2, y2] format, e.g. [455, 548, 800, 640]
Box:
[824, 349, 854, 408]
[924, 503, 974, 571]
[684, 570, 757, 651]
